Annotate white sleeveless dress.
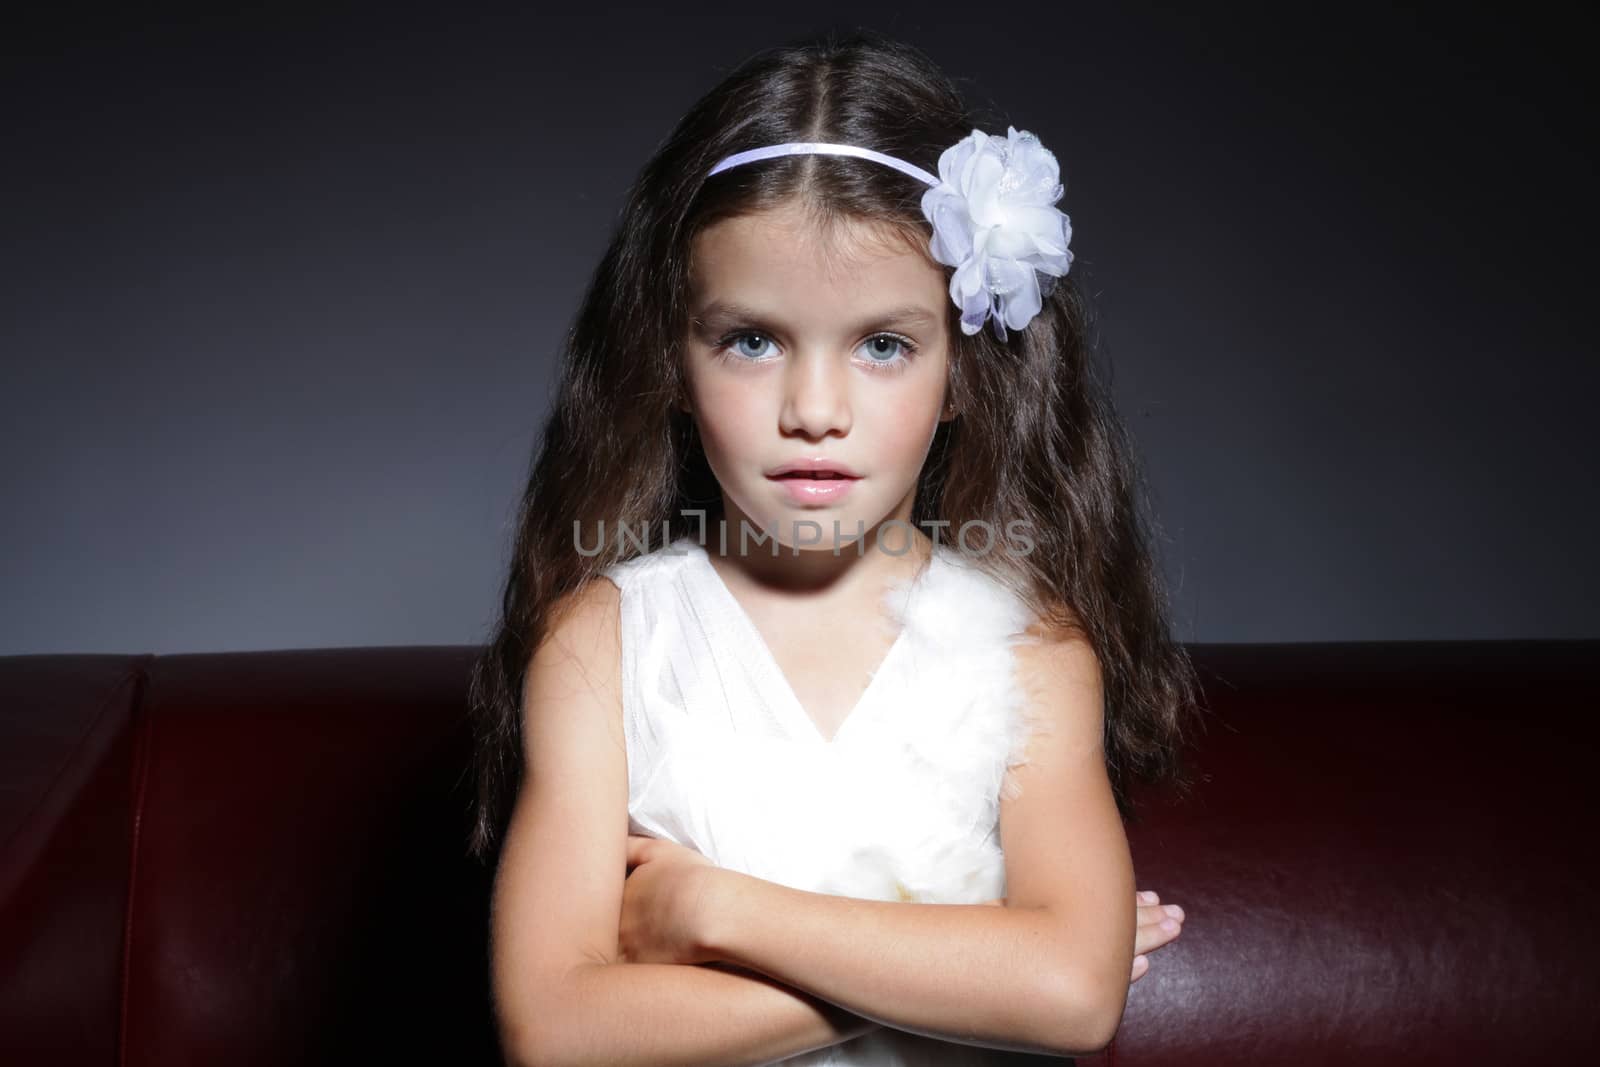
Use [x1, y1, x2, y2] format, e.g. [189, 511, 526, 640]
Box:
[601, 536, 1058, 1065]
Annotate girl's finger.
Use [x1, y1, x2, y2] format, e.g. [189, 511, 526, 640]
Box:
[1134, 914, 1184, 955]
[1138, 902, 1184, 923]
[1137, 890, 1160, 904]
[1130, 954, 1149, 982]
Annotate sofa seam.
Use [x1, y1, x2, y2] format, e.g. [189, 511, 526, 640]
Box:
[117, 655, 157, 1067]
[0, 658, 146, 865]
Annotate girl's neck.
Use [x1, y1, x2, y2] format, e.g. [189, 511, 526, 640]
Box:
[700, 518, 935, 600]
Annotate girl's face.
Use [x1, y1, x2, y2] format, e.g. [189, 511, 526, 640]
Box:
[681, 199, 955, 553]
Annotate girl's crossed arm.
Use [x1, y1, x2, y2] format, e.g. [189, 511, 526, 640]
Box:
[632, 629, 1134, 1059]
[492, 578, 880, 1067]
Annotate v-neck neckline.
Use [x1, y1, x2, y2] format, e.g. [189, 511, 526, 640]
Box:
[684, 539, 928, 748]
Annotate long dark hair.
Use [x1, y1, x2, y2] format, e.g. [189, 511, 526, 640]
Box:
[465, 28, 1206, 864]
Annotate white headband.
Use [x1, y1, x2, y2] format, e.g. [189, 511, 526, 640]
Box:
[705, 126, 1074, 342]
[709, 142, 940, 188]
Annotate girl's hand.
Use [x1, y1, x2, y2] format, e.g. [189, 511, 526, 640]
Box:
[980, 888, 1185, 984]
[620, 833, 720, 965]
[1131, 888, 1184, 982]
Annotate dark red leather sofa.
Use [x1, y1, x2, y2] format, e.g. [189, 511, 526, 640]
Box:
[2, 641, 1595, 1064]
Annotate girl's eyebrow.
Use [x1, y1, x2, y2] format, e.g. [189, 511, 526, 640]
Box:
[691, 300, 939, 334]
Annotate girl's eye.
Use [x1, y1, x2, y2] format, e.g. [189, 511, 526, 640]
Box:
[713, 331, 918, 371]
[859, 333, 916, 367]
[725, 332, 776, 361]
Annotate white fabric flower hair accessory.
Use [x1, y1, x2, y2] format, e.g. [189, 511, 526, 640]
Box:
[706, 125, 1074, 342]
[920, 126, 1074, 341]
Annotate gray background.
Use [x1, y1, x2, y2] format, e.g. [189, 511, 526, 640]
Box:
[2, 4, 1594, 654]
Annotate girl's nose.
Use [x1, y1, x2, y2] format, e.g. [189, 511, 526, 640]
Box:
[778, 350, 852, 439]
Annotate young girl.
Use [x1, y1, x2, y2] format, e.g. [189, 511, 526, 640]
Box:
[467, 29, 1202, 1066]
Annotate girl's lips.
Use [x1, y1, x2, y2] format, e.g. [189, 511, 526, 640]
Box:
[767, 473, 860, 506]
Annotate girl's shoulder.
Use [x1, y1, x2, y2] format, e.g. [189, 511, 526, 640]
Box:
[597, 535, 703, 592]
[905, 541, 1041, 649]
